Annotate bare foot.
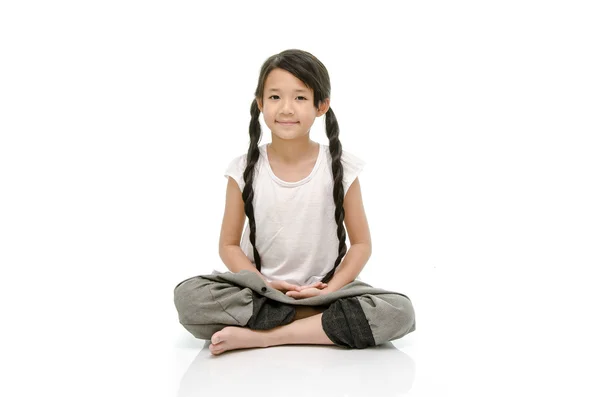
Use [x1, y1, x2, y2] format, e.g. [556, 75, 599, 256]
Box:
[209, 326, 268, 356]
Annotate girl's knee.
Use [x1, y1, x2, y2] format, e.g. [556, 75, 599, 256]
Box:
[173, 276, 256, 334]
[173, 276, 228, 325]
[173, 277, 204, 324]
[322, 297, 376, 349]
[376, 294, 416, 339]
[321, 294, 416, 348]
[394, 295, 416, 335]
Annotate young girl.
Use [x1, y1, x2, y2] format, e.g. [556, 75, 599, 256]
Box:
[174, 49, 415, 356]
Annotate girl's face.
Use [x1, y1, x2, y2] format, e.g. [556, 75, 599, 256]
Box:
[257, 68, 329, 141]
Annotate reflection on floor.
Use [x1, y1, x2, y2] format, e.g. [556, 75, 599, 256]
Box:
[177, 339, 416, 397]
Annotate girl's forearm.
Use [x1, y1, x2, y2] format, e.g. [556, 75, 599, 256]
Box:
[219, 245, 267, 281]
[325, 243, 372, 292]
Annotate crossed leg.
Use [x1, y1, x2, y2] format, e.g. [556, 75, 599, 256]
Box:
[175, 277, 415, 355]
[209, 306, 331, 356]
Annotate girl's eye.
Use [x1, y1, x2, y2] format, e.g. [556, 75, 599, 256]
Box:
[268, 95, 308, 100]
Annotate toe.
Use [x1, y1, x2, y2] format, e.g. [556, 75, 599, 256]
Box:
[210, 344, 225, 355]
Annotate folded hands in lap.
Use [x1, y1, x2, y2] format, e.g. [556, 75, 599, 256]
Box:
[267, 280, 330, 299]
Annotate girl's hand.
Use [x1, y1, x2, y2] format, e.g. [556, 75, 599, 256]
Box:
[297, 281, 328, 291]
[267, 280, 302, 293]
[286, 287, 330, 299]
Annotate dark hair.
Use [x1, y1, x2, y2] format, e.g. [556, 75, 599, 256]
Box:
[243, 49, 346, 284]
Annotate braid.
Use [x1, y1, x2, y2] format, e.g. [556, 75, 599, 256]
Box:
[321, 107, 347, 284]
[241, 99, 263, 271]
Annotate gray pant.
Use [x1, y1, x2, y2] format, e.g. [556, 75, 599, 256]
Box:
[174, 270, 416, 349]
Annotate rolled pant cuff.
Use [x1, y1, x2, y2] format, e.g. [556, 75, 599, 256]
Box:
[246, 293, 296, 330]
[321, 297, 376, 349]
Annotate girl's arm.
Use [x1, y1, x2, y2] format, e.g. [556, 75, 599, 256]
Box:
[327, 178, 372, 292]
[219, 177, 266, 281]
[325, 242, 372, 292]
[219, 244, 267, 281]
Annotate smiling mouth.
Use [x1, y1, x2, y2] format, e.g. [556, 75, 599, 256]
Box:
[277, 121, 298, 124]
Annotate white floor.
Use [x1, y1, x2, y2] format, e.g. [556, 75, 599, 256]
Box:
[175, 339, 416, 397]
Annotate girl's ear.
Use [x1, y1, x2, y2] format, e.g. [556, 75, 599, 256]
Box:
[317, 98, 330, 116]
[256, 97, 263, 112]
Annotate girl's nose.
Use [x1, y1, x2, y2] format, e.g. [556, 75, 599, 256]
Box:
[280, 99, 294, 114]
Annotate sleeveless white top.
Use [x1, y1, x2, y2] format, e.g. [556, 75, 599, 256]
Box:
[223, 143, 365, 286]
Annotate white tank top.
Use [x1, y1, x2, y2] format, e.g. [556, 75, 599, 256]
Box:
[223, 143, 365, 286]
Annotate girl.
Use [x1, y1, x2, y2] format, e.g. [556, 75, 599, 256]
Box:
[174, 49, 415, 356]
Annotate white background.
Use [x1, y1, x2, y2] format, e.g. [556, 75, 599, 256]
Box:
[1, 1, 599, 396]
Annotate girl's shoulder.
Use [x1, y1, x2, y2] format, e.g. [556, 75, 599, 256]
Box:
[322, 145, 366, 195]
[342, 148, 366, 168]
[322, 144, 366, 168]
[223, 144, 268, 191]
[226, 143, 269, 165]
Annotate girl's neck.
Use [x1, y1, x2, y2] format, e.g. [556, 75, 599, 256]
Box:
[268, 137, 319, 165]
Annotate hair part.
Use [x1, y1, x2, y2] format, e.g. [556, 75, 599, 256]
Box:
[242, 49, 346, 284]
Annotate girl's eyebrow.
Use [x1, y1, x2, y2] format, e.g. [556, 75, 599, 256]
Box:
[266, 88, 309, 93]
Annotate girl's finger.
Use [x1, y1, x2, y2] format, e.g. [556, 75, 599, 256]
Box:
[297, 282, 325, 291]
[283, 282, 300, 291]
